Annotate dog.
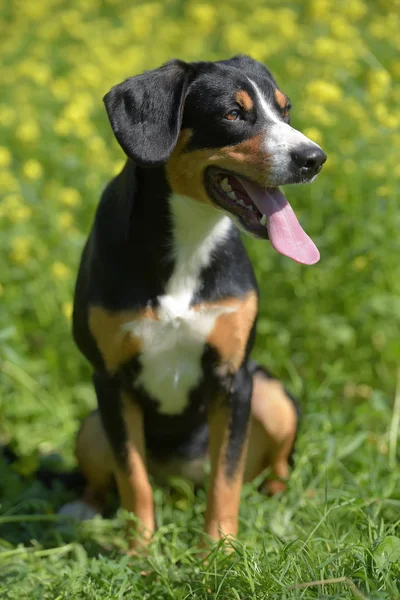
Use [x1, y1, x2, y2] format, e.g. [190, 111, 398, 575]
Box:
[61, 55, 326, 552]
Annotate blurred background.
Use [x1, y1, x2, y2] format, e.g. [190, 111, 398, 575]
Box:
[0, 0, 399, 472]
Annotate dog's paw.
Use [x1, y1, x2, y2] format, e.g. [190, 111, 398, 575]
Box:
[58, 500, 99, 521]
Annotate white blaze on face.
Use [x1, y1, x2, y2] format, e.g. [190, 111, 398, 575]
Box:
[247, 78, 322, 183]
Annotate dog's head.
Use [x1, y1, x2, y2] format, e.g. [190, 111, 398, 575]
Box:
[104, 56, 326, 264]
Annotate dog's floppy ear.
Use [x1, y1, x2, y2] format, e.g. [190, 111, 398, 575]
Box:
[103, 60, 193, 167]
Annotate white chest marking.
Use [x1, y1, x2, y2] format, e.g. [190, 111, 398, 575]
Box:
[123, 195, 233, 415]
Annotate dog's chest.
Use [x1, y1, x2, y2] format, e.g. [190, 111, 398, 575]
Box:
[124, 296, 232, 415]
[123, 196, 232, 415]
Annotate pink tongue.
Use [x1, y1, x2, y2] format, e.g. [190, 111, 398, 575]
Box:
[238, 178, 320, 265]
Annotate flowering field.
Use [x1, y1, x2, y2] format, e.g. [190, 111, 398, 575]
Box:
[1, 0, 400, 598]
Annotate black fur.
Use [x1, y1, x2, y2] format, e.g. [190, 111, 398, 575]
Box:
[73, 55, 301, 489]
[104, 60, 194, 167]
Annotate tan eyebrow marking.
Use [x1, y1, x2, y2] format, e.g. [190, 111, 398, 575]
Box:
[235, 90, 254, 111]
[274, 89, 288, 110]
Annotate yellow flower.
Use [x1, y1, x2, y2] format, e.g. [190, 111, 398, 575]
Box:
[373, 103, 398, 128]
[18, 2, 47, 19]
[303, 127, 323, 146]
[0, 146, 12, 167]
[368, 163, 387, 178]
[369, 20, 386, 39]
[41, 21, 62, 41]
[112, 159, 126, 175]
[16, 120, 40, 143]
[87, 136, 106, 154]
[31, 63, 51, 86]
[50, 78, 70, 100]
[0, 105, 16, 126]
[53, 118, 71, 136]
[22, 159, 43, 180]
[186, 4, 216, 31]
[390, 60, 400, 78]
[51, 261, 72, 280]
[307, 104, 336, 126]
[246, 42, 269, 62]
[76, 64, 101, 87]
[251, 8, 274, 26]
[75, 121, 95, 140]
[276, 8, 298, 40]
[0, 171, 19, 193]
[223, 24, 251, 53]
[62, 301, 73, 319]
[352, 256, 368, 271]
[343, 0, 367, 21]
[59, 188, 81, 207]
[367, 69, 391, 99]
[10, 236, 31, 265]
[306, 80, 343, 104]
[9, 204, 32, 223]
[386, 114, 400, 130]
[57, 211, 74, 230]
[60, 9, 81, 28]
[376, 185, 393, 197]
[309, 0, 332, 21]
[330, 17, 358, 40]
[313, 37, 337, 59]
[63, 102, 89, 124]
[126, 12, 152, 39]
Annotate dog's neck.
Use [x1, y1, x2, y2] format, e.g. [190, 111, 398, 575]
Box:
[132, 161, 231, 263]
[165, 193, 231, 306]
[169, 193, 231, 264]
[126, 161, 232, 307]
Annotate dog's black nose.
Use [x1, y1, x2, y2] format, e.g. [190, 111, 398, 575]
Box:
[291, 146, 327, 176]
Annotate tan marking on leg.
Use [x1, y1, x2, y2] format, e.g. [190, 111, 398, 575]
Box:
[274, 89, 288, 110]
[198, 291, 258, 372]
[245, 371, 298, 494]
[88, 306, 158, 372]
[235, 90, 254, 111]
[115, 392, 154, 552]
[243, 418, 266, 483]
[76, 411, 113, 513]
[166, 131, 270, 206]
[204, 405, 249, 541]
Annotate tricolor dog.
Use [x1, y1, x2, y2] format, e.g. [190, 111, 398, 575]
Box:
[62, 55, 326, 551]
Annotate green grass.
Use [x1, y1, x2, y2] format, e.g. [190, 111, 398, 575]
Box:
[1, 0, 400, 597]
[1, 413, 400, 599]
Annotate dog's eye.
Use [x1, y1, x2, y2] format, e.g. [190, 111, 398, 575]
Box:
[225, 109, 242, 121]
[282, 102, 292, 120]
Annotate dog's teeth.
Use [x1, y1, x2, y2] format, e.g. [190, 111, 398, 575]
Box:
[237, 199, 245, 207]
[221, 178, 232, 192]
[227, 191, 237, 200]
[260, 214, 267, 226]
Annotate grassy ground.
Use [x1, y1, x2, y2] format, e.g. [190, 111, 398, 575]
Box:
[1, 0, 400, 598]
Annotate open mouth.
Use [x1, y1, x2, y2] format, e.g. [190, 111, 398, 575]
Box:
[206, 168, 320, 265]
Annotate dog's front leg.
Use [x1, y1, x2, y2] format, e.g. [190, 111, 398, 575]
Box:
[205, 366, 252, 542]
[94, 373, 154, 553]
